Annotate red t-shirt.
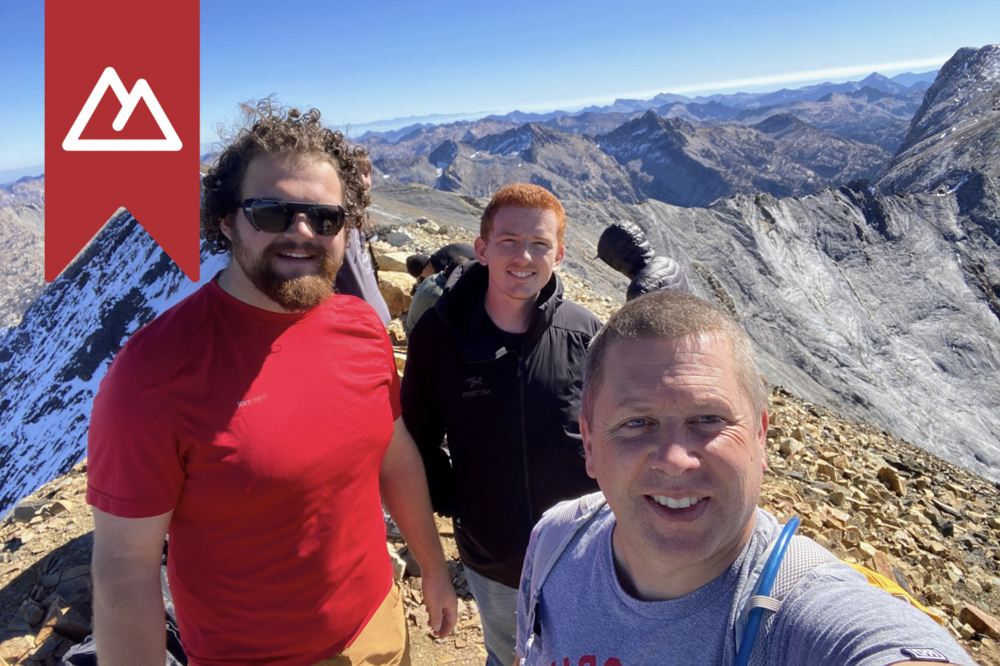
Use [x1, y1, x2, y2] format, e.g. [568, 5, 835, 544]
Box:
[87, 279, 401, 666]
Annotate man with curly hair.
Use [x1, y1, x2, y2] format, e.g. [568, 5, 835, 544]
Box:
[87, 101, 456, 666]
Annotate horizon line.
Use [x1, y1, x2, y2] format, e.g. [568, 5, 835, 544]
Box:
[342, 56, 945, 134]
[506, 56, 947, 114]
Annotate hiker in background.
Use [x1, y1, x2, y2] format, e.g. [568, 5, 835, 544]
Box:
[405, 242, 477, 287]
[87, 101, 456, 666]
[335, 149, 391, 324]
[404, 255, 470, 337]
[406, 252, 434, 281]
[516, 289, 972, 666]
[399, 184, 602, 666]
[339, 151, 405, 541]
[597, 219, 689, 300]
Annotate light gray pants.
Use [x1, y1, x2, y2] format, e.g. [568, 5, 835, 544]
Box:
[464, 566, 519, 666]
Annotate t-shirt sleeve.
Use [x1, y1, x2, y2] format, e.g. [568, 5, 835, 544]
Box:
[86, 340, 185, 518]
[768, 562, 975, 666]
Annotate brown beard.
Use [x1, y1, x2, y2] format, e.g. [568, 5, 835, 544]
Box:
[231, 223, 343, 311]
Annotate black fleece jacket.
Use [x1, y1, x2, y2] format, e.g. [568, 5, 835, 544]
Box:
[401, 262, 601, 587]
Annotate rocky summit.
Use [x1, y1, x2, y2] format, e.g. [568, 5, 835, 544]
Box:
[1, 384, 999, 665]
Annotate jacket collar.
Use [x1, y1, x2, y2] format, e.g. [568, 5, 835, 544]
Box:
[435, 261, 563, 363]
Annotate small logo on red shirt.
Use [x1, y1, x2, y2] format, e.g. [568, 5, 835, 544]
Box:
[237, 394, 269, 409]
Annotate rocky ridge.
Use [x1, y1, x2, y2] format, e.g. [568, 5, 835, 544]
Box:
[488, 70, 935, 121]
[880, 45, 1000, 194]
[371, 110, 896, 209]
[373, 123, 641, 204]
[1, 384, 999, 665]
[360, 119, 519, 160]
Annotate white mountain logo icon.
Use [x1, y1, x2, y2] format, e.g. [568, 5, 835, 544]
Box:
[62, 67, 182, 152]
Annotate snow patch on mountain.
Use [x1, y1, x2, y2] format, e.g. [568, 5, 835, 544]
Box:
[0, 210, 226, 516]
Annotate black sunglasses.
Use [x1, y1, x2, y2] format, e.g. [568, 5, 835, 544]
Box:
[240, 199, 347, 236]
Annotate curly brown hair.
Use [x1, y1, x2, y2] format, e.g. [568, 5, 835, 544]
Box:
[200, 98, 371, 254]
[352, 149, 372, 176]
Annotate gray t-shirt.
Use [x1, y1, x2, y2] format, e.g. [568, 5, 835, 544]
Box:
[335, 228, 390, 325]
[517, 505, 973, 666]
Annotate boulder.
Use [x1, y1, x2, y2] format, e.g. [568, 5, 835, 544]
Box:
[375, 251, 410, 274]
[378, 272, 415, 317]
[960, 605, 1000, 640]
[877, 466, 907, 497]
[386, 232, 412, 247]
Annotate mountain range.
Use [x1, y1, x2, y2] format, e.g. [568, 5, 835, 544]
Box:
[356, 69, 938, 140]
[361, 69, 939, 207]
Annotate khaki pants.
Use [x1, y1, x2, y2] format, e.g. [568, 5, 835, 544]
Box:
[312, 584, 411, 666]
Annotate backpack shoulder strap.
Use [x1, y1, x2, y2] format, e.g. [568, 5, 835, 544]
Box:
[520, 491, 607, 665]
[734, 528, 839, 665]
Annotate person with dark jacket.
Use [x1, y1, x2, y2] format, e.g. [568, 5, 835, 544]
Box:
[406, 243, 477, 279]
[404, 255, 470, 337]
[597, 219, 689, 299]
[399, 184, 601, 666]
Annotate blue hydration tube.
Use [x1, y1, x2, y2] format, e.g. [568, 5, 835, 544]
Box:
[733, 516, 801, 666]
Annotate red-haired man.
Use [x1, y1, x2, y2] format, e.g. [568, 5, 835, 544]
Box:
[399, 184, 601, 666]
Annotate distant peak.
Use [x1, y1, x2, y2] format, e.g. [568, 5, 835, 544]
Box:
[754, 113, 806, 134]
[861, 72, 892, 83]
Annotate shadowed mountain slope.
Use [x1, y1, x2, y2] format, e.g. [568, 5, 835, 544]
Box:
[597, 111, 890, 206]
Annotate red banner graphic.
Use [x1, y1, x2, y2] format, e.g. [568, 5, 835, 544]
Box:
[45, 0, 201, 282]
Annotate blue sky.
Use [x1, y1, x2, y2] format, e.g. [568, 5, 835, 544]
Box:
[2, 0, 999, 171]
